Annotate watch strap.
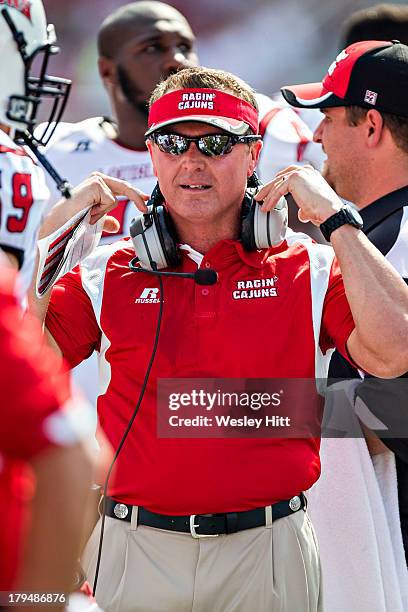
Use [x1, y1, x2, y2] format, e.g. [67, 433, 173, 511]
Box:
[320, 206, 363, 241]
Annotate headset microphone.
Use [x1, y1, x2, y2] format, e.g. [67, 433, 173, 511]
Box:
[193, 269, 218, 285]
[129, 257, 217, 285]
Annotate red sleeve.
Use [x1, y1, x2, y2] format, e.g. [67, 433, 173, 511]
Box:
[46, 266, 101, 368]
[0, 267, 71, 460]
[319, 258, 355, 359]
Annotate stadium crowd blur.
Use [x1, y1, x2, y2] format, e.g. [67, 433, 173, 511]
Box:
[43, 0, 408, 123]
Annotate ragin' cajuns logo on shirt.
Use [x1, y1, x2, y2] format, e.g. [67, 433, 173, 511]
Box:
[0, 0, 32, 20]
[232, 277, 279, 300]
[177, 92, 216, 110]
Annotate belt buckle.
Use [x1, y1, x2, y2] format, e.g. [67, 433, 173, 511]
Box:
[190, 515, 220, 539]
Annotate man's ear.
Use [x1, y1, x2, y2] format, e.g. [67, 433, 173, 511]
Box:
[146, 140, 158, 177]
[98, 57, 117, 89]
[247, 139, 263, 177]
[365, 109, 384, 148]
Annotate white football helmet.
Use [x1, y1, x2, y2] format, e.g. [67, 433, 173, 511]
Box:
[0, 0, 71, 144]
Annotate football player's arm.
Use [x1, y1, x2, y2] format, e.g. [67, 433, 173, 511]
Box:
[29, 172, 149, 356]
[28, 268, 63, 358]
[15, 443, 93, 612]
[40, 171, 149, 238]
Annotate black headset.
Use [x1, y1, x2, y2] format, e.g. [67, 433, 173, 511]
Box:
[130, 173, 288, 270]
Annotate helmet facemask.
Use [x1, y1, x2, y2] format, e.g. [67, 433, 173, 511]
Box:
[1, 6, 71, 145]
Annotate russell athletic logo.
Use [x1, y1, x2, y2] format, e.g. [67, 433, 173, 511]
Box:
[135, 288, 160, 304]
[178, 92, 216, 110]
[232, 277, 278, 300]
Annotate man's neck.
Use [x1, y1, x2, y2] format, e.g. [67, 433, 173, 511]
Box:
[115, 105, 149, 150]
[353, 154, 408, 210]
[173, 214, 241, 254]
[356, 174, 408, 210]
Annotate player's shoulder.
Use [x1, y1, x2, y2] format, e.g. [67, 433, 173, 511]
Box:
[81, 237, 133, 274]
[0, 128, 40, 176]
[0, 129, 17, 149]
[255, 92, 312, 141]
[255, 92, 296, 122]
[0, 129, 31, 159]
[255, 92, 282, 118]
[38, 117, 112, 151]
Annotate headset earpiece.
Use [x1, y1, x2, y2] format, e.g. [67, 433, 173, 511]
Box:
[130, 184, 179, 270]
[241, 191, 258, 251]
[241, 173, 288, 250]
[152, 204, 179, 267]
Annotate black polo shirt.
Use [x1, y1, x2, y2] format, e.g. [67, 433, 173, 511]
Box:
[328, 185, 408, 564]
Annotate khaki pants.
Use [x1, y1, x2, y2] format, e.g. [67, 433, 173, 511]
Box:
[82, 508, 321, 612]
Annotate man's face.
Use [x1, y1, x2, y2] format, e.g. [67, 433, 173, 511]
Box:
[147, 122, 261, 228]
[113, 17, 198, 115]
[313, 107, 366, 204]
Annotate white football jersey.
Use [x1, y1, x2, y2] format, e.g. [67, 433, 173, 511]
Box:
[0, 129, 50, 299]
[39, 117, 157, 245]
[256, 93, 326, 182]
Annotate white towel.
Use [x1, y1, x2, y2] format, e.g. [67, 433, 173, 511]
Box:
[307, 386, 408, 612]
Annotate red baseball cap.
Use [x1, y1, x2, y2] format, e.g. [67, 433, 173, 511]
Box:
[145, 88, 259, 137]
[281, 40, 408, 117]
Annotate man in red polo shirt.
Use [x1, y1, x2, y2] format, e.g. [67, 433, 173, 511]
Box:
[31, 67, 408, 611]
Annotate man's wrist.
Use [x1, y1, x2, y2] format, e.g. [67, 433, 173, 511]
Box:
[320, 205, 363, 241]
[40, 200, 82, 239]
[319, 206, 343, 225]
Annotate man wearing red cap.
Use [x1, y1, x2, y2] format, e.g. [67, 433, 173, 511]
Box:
[31, 65, 408, 612]
[281, 40, 408, 610]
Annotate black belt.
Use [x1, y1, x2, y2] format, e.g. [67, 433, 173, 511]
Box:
[104, 493, 306, 537]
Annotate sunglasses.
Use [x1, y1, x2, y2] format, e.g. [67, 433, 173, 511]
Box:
[149, 132, 261, 157]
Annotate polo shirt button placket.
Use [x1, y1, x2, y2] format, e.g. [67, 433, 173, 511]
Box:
[195, 261, 217, 317]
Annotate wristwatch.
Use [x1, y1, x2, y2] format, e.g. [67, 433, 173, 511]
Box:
[320, 205, 363, 241]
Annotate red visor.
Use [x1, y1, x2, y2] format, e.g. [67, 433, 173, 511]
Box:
[145, 89, 259, 137]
